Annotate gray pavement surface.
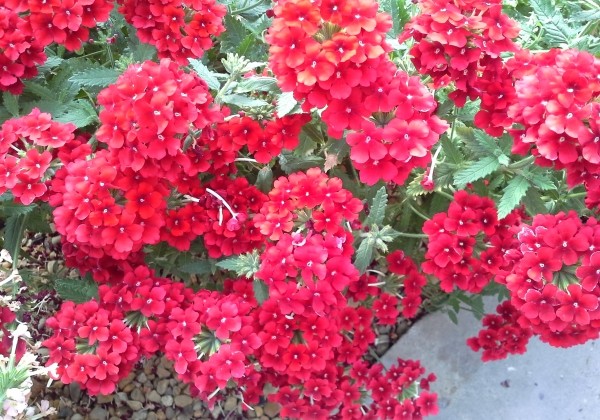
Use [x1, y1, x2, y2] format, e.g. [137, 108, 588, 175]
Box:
[381, 299, 600, 420]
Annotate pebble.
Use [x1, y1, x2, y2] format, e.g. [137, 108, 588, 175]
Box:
[147, 413, 159, 420]
[97, 394, 114, 404]
[130, 388, 145, 403]
[89, 407, 108, 420]
[126, 400, 144, 411]
[156, 379, 169, 395]
[120, 372, 135, 387]
[254, 406, 264, 417]
[156, 410, 167, 420]
[264, 402, 280, 417]
[157, 366, 171, 378]
[161, 395, 174, 406]
[137, 372, 148, 383]
[174, 395, 193, 408]
[122, 383, 135, 393]
[71, 415, 84, 420]
[147, 390, 161, 403]
[132, 411, 148, 420]
[224, 396, 237, 411]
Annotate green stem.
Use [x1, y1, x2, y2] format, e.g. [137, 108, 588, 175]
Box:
[230, 0, 265, 15]
[408, 203, 430, 221]
[565, 191, 587, 199]
[435, 189, 454, 200]
[213, 75, 236, 104]
[507, 155, 535, 170]
[395, 232, 428, 239]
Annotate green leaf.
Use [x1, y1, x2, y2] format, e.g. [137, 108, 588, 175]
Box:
[454, 156, 500, 188]
[279, 152, 324, 174]
[253, 279, 269, 304]
[526, 169, 556, 191]
[2, 92, 19, 117]
[55, 276, 99, 303]
[69, 67, 121, 88]
[354, 236, 375, 274]
[406, 173, 430, 197]
[364, 186, 388, 226]
[221, 15, 248, 54]
[221, 94, 269, 108]
[530, 0, 573, 46]
[441, 136, 462, 165]
[3, 214, 28, 262]
[189, 59, 221, 90]
[54, 100, 98, 128]
[216, 251, 260, 278]
[522, 187, 549, 216]
[255, 166, 273, 193]
[498, 175, 530, 219]
[236, 76, 278, 93]
[0, 195, 36, 217]
[126, 26, 157, 62]
[447, 310, 458, 324]
[276, 92, 299, 117]
[179, 260, 215, 275]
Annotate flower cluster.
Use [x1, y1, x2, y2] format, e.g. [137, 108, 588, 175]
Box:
[467, 301, 533, 361]
[504, 211, 600, 348]
[96, 58, 223, 176]
[345, 72, 449, 186]
[0, 108, 77, 205]
[0, 5, 46, 94]
[1, 0, 114, 92]
[422, 191, 522, 293]
[266, 0, 448, 186]
[212, 113, 311, 164]
[43, 299, 140, 395]
[387, 250, 427, 319]
[117, 0, 226, 63]
[499, 49, 600, 208]
[400, 0, 520, 108]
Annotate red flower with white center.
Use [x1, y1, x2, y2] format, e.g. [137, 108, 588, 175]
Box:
[165, 339, 197, 375]
[206, 301, 242, 339]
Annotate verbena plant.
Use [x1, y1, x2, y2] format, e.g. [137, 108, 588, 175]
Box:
[0, 0, 599, 418]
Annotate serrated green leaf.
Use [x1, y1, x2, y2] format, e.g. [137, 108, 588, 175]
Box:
[527, 169, 556, 191]
[189, 59, 221, 90]
[454, 156, 500, 187]
[69, 67, 121, 88]
[221, 15, 248, 54]
[522, 187, 549, 216]
[216, 251, 260, 278]
[0, 197, 36, 217]
[354, 236, 375, 274]
[2, 92, 19, 117]
[127, 27, 157, 62]
[24, 82, 56, 101]
[364, 186, 388, 226]
[498, 175, 530, 219]
[406, 173, 430, 197]
[440, 136, 462, 165]
[236, 76, 278, 93]
[221, 94, 269, 108]
[530, 0, 573, 46]
[54, 100, 98, 128]
[55, 277, 98, 303]
[253, 279, 269, 304]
